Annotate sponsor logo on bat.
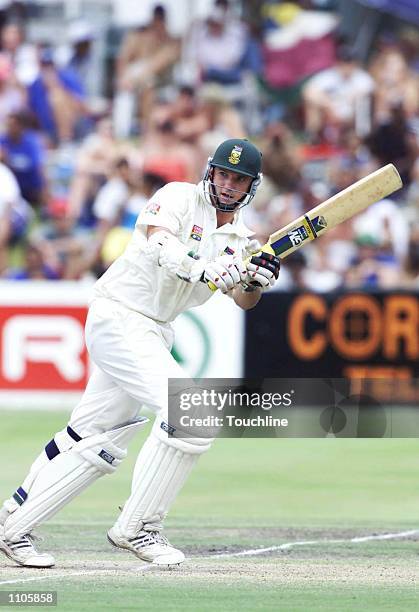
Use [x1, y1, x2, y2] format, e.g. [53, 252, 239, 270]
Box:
[288, 227, 307, 247]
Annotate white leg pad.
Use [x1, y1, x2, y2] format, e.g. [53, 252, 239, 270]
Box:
[2, 426, 87, 519]
[114, 418, 212, 538]
[3, 418, 148, 542]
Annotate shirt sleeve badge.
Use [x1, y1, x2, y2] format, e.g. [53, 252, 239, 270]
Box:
[145, 202, 161, 215]
[190, 224, 203, 241]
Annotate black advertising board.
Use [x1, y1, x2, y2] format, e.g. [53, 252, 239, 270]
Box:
[245, 291, 419, 399]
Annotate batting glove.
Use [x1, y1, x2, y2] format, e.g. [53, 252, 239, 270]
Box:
[245, 252, 281, 291]
[204, 254, 247, 293]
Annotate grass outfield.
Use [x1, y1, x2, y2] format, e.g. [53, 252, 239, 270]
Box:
[1, 410, 419, 611]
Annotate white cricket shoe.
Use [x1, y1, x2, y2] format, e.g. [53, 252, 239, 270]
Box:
[107, 525, 185, 566]
[0, 533, 55, 568]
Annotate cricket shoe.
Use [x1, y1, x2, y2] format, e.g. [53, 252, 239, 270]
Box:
[107, 525, 185, 566]
[0, 531, 55, 568]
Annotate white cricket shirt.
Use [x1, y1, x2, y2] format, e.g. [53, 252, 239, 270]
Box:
[93, 181, 254, 323]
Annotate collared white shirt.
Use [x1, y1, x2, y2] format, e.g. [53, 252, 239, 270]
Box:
[93, 181, 254, 323]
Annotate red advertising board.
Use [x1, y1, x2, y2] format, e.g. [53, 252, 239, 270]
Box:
[0, 281, 92, 406]
[0, 305, 88, 391]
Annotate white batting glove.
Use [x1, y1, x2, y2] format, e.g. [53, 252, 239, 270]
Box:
[204, 255, 247, 293]
[244, 252, 281, 292]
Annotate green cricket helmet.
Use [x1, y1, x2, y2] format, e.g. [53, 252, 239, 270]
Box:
[203, 138, 263, 211]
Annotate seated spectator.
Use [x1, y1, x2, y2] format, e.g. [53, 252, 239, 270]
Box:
[365, 103, 417, 186]
[0, 55, 26, 127]
[27, 46, 89, 145]
[169, 83, 247, 153]
[6, 239, 59, 280]
[195, 84, 247, 157]
[61, 20, 98, 104]
[86, 166, 165, 274]
[113, 4, 180, 137]
[119, 171, 165, 230]
[345, 233, 401, 289]
[73, 156, 134, 272]
[0, 21, 38, 86]
[137, 103, 201, 183]
[166, 85, 202, 144]
[92, 157, 133, 232]
[0, 159, 32, 273]
[184, 0, 249, 86]
[302, 46, 375, 143]
[273, 250, 342, 292]
[30, 196, 91, 279]
[100, 171, 166, 269]
[352, 197, 410, 263]
[182, 0, 261, 131]
[260, 121, 302, 191]
[0, 111, 47, 206]
[369, 46, 419, 124]
[67, 115, 130, 220]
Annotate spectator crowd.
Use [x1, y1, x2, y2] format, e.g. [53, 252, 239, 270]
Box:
[0, 0, 418, 291]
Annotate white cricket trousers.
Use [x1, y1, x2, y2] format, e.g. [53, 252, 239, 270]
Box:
[70, 297, 187, 437]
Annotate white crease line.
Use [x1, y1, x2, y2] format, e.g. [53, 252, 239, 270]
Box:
[210, 529, 419, 558]
[350, 529, 419, 543]
[0, 564, 154, 586]
[0, 572, 87, 586]
[1, 529, 418, 584]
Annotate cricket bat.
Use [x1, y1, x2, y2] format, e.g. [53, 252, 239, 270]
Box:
[208, 163, 403, 290]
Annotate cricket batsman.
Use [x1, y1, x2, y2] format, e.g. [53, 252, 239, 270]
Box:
[0, 138, 280, 567]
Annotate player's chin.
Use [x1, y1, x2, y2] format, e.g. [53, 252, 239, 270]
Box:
[218, 203, 239, 213]
[217, 196, 240, 211]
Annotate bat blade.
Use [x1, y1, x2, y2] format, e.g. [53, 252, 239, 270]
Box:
[263, 164, 403, 259]
[207, 164, 402, 291]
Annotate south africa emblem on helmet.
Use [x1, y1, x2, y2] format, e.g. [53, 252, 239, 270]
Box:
[228, 145, 243, 165]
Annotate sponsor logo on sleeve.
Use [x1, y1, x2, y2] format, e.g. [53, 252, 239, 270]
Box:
[145, 202, 161, 215]
[190, 224, 203, 241]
